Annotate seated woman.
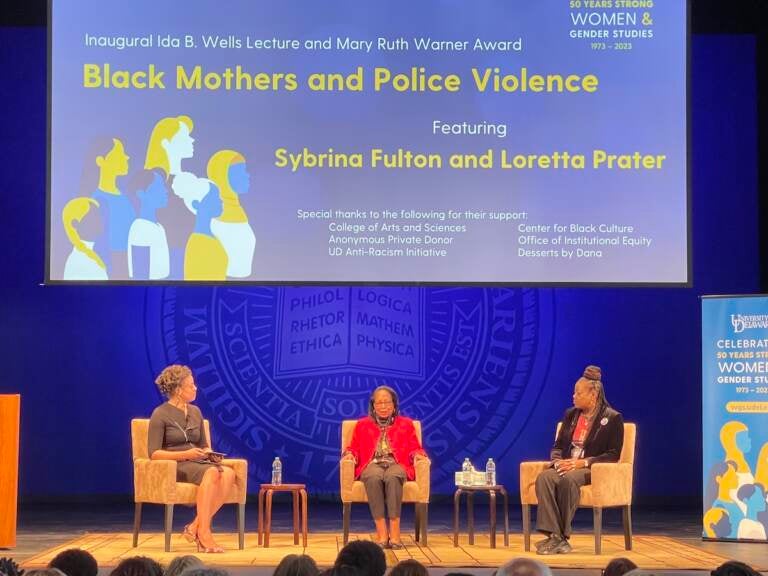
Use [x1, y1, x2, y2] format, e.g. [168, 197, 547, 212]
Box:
[342, 386, 428, 549]
[534, 365, 624, 555]
[148, 365, 236, 553]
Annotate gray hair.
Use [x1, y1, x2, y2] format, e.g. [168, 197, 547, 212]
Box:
[496, 558, 552, 576]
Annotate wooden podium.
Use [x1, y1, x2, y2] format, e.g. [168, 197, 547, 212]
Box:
[0, 394, 20, 548]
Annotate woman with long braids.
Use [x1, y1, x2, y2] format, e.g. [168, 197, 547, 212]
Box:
[534, 365, 624, 555]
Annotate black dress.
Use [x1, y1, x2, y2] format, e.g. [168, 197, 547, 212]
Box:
[148, 402, 218, 484]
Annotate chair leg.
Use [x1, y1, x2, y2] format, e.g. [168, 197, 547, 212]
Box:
[414, 503, 421, 542]
[623, 505, 633, 550]
[132, 503, 142, 547]
[420, 503, 428, 545]
[593, 507, 603, 555]
[164, 504, 174, 553]
[237, 503, 245, 550]
[343, 503, 351, 544]
[522, 504, 531, 552]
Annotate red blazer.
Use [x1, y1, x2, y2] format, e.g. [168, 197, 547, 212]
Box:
[345, 415, 426, 481]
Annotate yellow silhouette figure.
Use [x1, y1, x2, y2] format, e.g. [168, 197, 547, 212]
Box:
[96, 138, 129, 194]
[208, 150, 247, 223]
[720, 421, 751, 474]
[207, 149, 255, 278]
[145, 115, 194, 176]
[715, 462, 740, 502]
[755, 442, 768, 490]
[62, 197, 106, 280]
[703, 507, 730, 538]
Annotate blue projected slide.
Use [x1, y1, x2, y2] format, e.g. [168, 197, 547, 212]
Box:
[48, 0, 687, 284]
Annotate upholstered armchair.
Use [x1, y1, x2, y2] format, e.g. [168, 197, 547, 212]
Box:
[131, 418, 248, 552]
[519, 422, 636, 554]
[340, 419, 430, 544]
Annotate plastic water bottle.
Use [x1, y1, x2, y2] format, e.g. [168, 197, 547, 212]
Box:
[462, 457, 472, 486]
[486, 458, 496, 486]
[272, 457, 282, 485]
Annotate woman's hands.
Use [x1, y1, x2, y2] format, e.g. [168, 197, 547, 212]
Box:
[553, 458, 587, 475]
[183, 447, 208, 461]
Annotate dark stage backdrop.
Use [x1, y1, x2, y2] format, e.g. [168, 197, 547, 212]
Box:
[0, 30, 758, 501]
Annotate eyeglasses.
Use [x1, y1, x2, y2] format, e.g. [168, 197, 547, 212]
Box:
[374, 401, 394, 407]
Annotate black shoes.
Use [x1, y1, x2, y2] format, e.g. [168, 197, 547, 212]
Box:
[537, 534, 572, 555]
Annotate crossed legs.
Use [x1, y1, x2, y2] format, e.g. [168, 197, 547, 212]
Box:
[188, 465, 237, 550]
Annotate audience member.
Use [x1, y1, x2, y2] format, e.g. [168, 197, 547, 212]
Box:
[23, 571, 66, 576]
[109, 557, 163, 576]
[319, 568, 361, 576]
[177, 569, 228, 576]
[602, 558, 637, 576]
[334, 541, 386, 576]
[711, 560, 761, 576]
[273, 555, 320, 576]
[389, 560, 428, 576]
[165, 556, 203, 576]
[0, 558, 25, 576]
[496, 558, 552, 576]
[48, 549, 98, 576]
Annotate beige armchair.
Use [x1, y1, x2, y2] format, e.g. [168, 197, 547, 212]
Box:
[340, 419, 430, 544]
[131, 418, 248, 552]
[519, 422, 636, 554]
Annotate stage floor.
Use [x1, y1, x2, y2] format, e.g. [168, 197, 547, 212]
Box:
[5, 501, 767, 575]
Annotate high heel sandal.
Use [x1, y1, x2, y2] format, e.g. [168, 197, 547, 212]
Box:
[181, 524, 196, 543]
[195, 533, 224, 553]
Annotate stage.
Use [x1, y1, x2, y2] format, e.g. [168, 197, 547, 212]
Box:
[6, 501, 767, 575]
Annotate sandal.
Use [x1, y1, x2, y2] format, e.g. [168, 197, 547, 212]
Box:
[390, 541, 405, 550]
[181, 524, 196, 543]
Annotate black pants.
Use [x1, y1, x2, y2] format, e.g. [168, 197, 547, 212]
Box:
[535, 468, 591, 539]
[360, 461, 406, 519]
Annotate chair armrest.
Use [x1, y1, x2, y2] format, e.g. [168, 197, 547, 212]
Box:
[590, 462, 633, 506]
[133, 458, 177, 503]
[221, 458, 248, 503]
[340, 458, 355, 502]
[414, 456, 431, 502]
[519, 461, 550, 504]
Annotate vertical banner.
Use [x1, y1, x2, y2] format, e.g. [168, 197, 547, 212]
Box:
[702, 296, 768, 541]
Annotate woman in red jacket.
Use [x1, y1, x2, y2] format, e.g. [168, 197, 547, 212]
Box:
[342, 386, 428, 549]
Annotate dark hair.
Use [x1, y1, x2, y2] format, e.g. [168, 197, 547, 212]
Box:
[49, 549, 98, 576]
[273, 555, 320, 576]
[109, 557, 163, 576]
[319, 568, 361, 576]
[582, 365, 609, 408]
[367, 386, 400, 419]
[389, 560, 428, 576]
[0, 558, 25, 576]
[602, 558, 638, 576]
[711, 560, 761, 576]
[335, 541, 386, 576]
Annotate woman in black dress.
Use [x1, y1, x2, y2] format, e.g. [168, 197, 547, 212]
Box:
[148, 364, 236, 553]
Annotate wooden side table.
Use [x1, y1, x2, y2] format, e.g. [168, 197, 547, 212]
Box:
[258, 483, 308, 547]
[453, 485, 509, 548]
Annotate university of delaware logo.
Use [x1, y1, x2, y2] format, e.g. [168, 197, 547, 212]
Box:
[731, 314, 768, 334]
[145, 286, 555, 492]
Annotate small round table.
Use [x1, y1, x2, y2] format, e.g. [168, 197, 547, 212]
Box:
[453, 484, 509, 548]
[257, 483, 308, 548]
